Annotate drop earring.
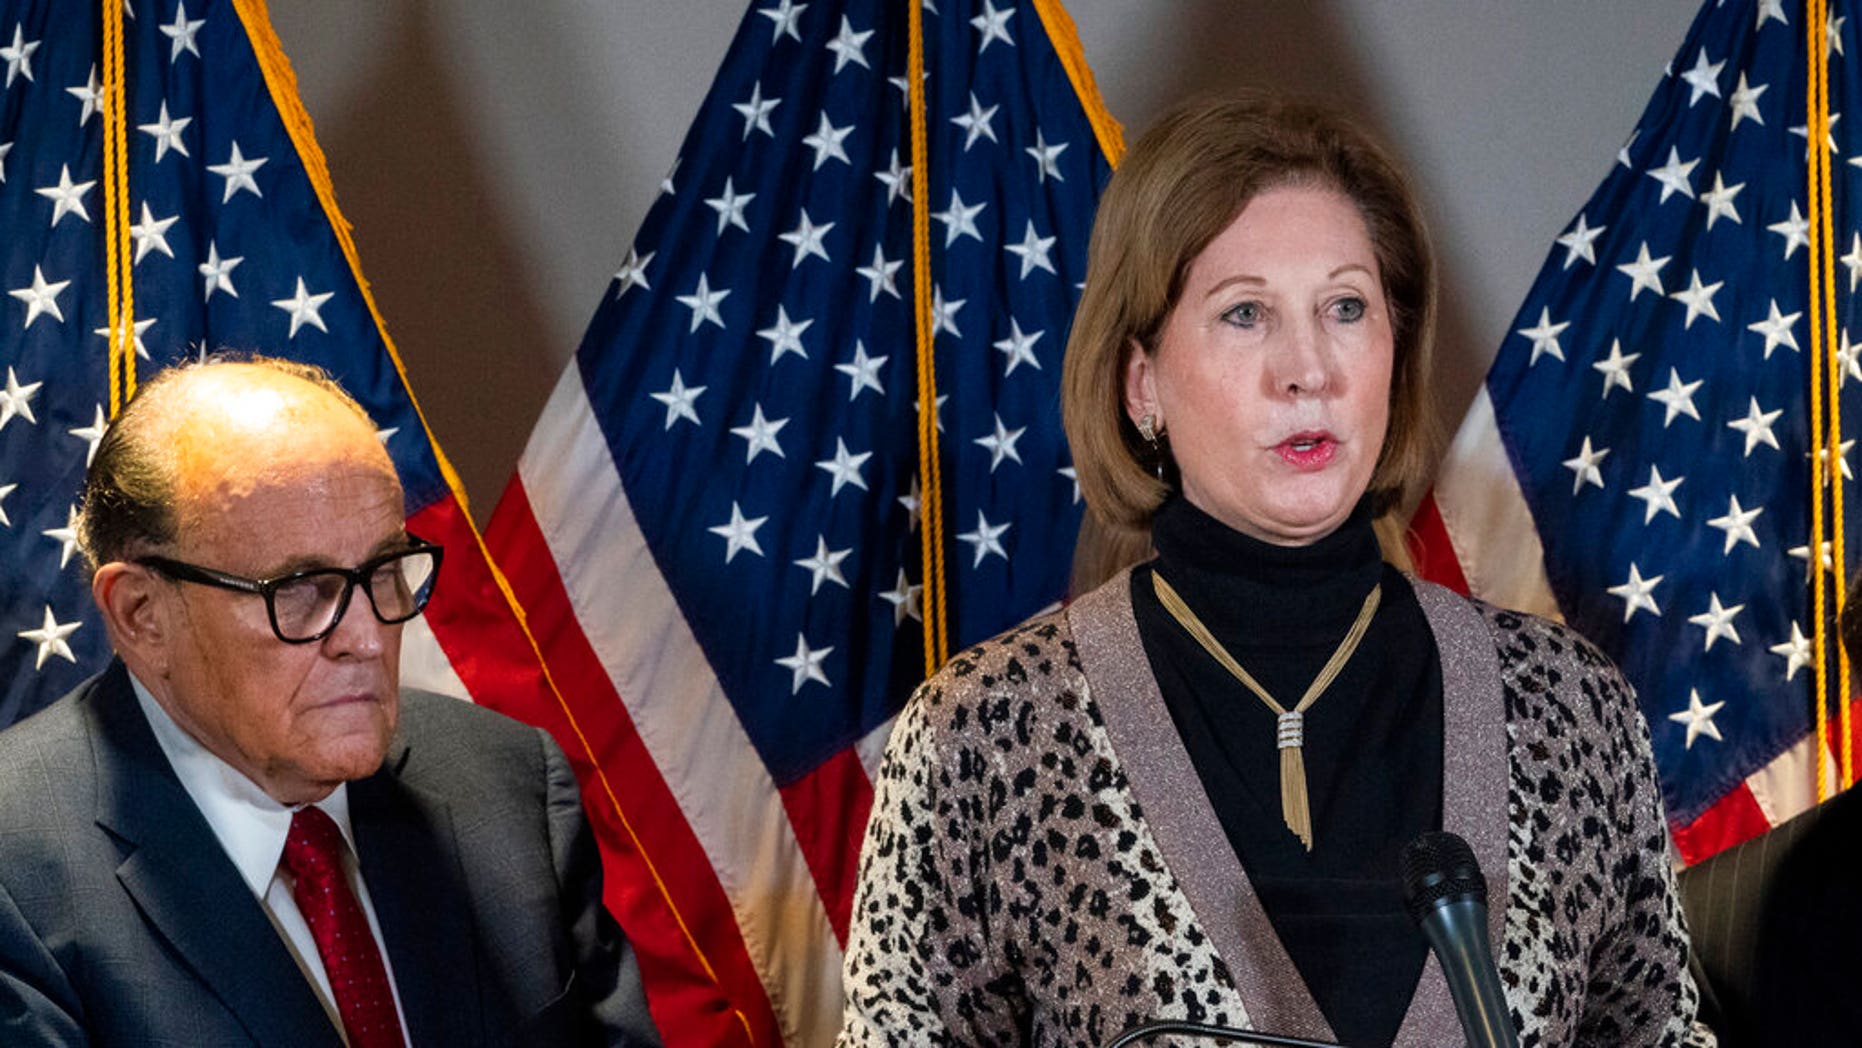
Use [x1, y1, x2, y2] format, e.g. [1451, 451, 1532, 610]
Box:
[1138, 414, 1165, 480]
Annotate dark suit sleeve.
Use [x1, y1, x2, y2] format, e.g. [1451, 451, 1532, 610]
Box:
[0, 876, 86, 1046]
[1750, 792, 1862, 1047]
[538, 728, 662, 1047]
[1676, 806, 1823, 1048]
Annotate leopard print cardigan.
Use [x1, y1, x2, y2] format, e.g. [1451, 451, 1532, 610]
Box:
[838, 571, 1713, 1047]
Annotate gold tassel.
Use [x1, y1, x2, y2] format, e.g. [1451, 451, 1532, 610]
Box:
[1154, 574, 1379, 853]
[1278, 710, 1312, 850]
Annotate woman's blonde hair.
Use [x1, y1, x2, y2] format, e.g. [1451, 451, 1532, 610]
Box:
[1060, 93, 1438, 588]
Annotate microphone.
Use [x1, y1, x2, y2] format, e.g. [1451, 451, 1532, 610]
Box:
[1102, 1019, 1342, 1048]
[1400, 831, 1519, 1048]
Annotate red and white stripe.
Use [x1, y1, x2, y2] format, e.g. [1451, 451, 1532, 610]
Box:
[1414, 387, 1823, 865]
[483, 363, 876, 1047]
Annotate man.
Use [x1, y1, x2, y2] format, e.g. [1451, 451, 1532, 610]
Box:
[0, 357, 661, 1046]
[1740, 578, 1862, 1048]
[1679, 579, 1862, 1048]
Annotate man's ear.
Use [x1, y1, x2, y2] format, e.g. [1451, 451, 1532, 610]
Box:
[92, 563, 173, 676]
[1122, 338, 1161, 432]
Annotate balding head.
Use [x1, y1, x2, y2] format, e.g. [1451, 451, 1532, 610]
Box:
[81, 356, 414, 804]
[78, 357, 392, 570]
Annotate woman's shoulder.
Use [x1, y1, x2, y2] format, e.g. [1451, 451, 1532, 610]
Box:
[1409, 583, 1655, 810]
[877, 602, 1105, 818]
[1407, 577, 1621, 679]
[913, 602, 1084, 713]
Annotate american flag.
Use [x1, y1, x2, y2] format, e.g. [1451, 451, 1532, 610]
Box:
[2, 0, 464, 714]
[485, 0, 1118, 1042]
[0, 0, 608, 954]
[1413, 0, 1858, 864]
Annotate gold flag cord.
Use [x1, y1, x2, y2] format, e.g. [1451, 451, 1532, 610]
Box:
[1808, 0, 1830, 799]
[902, 0, 1125, 678]
[101, 0, 135, 414]
[1030, 0, 1125, 166]
[1827, 8, 1854, 790]
[907, 0, 950, 676]
[1807, 0, 1850, 797]
[227, 1, 755, 1039]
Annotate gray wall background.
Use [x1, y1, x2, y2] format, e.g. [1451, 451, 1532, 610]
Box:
[264, 1, 1704, 523]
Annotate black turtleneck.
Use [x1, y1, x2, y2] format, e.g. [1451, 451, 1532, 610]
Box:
[1130, 495, 1444, 1048]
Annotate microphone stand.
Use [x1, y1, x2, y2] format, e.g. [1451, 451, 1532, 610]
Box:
[1104, 1019, 1345, 1047]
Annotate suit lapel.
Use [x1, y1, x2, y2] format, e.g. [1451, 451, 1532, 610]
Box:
[351, 730, 485, 1046]
[87, 664, 342, 1048]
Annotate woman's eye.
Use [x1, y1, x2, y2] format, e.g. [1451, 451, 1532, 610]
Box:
[1332, 296, 1366, 322]
[1222, 302, 1263, 328]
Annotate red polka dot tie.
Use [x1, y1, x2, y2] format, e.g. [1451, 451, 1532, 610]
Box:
[282, 806, 405, 1048]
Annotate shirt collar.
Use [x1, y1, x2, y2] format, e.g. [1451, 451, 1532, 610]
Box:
[128, 671, 358, 898]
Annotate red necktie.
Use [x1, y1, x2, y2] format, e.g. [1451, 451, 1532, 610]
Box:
[281, 806, 406, 1048]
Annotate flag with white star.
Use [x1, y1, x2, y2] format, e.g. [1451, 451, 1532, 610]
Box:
[485, 0, 1117, 1042]
[0, 0, 595, 890]
[1413, 0, 1859, 864]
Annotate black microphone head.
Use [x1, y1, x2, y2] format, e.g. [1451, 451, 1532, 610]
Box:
[1400, 830, 1487, 921]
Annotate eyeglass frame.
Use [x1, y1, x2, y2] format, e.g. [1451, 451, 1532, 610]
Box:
[133, 536, 444, 645]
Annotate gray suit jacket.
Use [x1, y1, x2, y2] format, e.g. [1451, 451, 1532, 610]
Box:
[0, 661, 661, 1046]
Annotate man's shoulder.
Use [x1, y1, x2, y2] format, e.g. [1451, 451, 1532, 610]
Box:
[0, 674, 106, 797]
[396, 687, 537, 740]
[389, 692, 543, 752]
[0, 687, 91, 754]
[389, 689, 559, 792]
[0, 675, 113, 880]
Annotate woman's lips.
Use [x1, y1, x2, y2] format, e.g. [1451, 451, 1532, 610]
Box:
[1274, 431, 1338, 470]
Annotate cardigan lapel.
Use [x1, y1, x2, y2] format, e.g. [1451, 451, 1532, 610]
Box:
[1072, 571, 1509, 1047]
[88, 663, 343, 1048]
[1392, 581, 1510, 1046]
[350, 730, 486, 1047]
[1069, 571, 1329, 1041]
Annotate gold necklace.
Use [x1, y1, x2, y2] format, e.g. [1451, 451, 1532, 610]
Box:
[1152, 572, 1382, 852]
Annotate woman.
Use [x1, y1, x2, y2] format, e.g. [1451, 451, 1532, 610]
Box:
[838, 95, 1709, 1047]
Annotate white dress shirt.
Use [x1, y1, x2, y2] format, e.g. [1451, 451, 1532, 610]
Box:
[129, 674, 413, 1046]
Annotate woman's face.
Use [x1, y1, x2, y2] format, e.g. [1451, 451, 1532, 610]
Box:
[1124, 184, 1395, 546]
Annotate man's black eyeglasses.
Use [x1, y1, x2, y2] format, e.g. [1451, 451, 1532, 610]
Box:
[136, 538, 444, 645]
